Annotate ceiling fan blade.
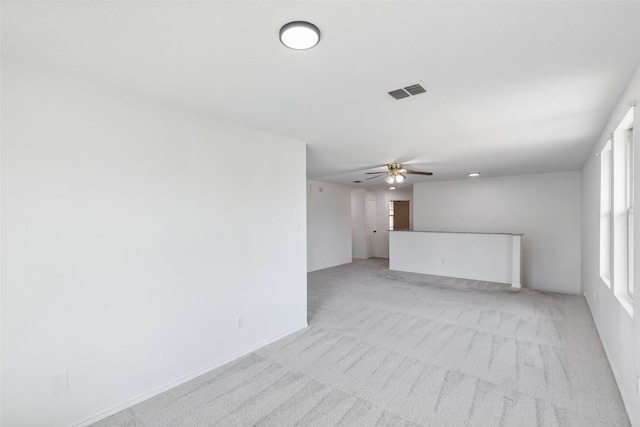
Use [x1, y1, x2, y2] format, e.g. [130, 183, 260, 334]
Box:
[405, 169, 433, 176]
[365, 174, 385, 180]
[365, 172, 387, 175]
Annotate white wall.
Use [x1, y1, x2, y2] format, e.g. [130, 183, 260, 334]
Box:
[351, 188, 367, 259]
[1, 59, 308, 427]
[413, 172, 581, 294]
[307, 181, 352, 272]
[581, 64, 640, 426]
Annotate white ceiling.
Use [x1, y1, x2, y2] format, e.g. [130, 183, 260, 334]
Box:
[3, 1, 640, 188]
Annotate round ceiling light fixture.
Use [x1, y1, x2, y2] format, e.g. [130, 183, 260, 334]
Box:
[279, 21, 320, 50]
[468, 172, 480, 177]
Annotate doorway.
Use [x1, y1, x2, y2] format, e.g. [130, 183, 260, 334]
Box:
[390, 200, 410, 230]
[366, 198, 376, 258]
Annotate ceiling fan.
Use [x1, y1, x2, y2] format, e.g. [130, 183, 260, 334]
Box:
[365, 162, 433, 184]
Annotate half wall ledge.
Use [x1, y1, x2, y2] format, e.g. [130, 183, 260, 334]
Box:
[389, 230, 523, 288]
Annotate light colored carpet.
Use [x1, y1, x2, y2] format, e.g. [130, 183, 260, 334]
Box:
[94, 258, 630, 426]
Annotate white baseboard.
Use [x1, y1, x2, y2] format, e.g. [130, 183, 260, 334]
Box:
[74, 322, 309, 427]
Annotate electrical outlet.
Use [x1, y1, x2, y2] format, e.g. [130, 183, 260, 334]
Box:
[236, 316, 244, 329]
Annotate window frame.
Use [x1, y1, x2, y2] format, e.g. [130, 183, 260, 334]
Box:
[627, 126, 634, 298]
[602, 106, 635, 316]
[600, 139, 612, 288]
[600, 106, 634, 316]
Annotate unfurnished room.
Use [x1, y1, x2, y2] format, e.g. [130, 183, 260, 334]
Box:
[2, 2, 640, 426]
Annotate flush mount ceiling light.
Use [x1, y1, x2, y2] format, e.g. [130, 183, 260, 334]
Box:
[279, 21, 320, 50]
[468, 172, 480, 177]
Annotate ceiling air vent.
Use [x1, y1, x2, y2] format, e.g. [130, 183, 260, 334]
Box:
[388, 83, 426, 100]
[404, 84, 426, 96]
[388, 89, 410, 100]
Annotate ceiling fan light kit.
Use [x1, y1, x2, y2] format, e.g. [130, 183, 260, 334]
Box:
[365, 162, 432, 184]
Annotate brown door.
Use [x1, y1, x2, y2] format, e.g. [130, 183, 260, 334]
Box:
[393, 201, 410, 230]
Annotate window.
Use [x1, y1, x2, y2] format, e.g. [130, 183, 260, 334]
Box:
[600, 140, 612, 287]
[601, 106, 634, 315]
[389, 201, 394, 230]
[627, 126, 634, 298]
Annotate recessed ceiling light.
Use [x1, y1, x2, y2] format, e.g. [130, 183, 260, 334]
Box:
[279, 21, 320, 50]
[468, 172, 480, 177]
[389, 186, 396, 190]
